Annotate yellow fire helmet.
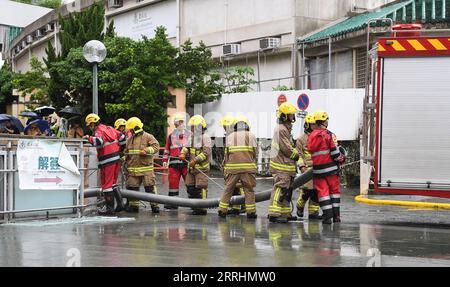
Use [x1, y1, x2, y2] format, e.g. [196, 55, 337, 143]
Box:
[173, 113, 185, 123]
[277, 102, 298, 119]
[220, 115, 235, 128]
[85, 113, 100, 125]
[126, 117, 144, 131]
[114, 118, 127, 130]
[304, 113, 316, 124]
[233, 115, 251, 127]
[314, 110, 329, 122]
[188, 115, 207, 128]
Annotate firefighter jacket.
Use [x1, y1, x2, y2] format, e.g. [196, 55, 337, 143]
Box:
[269, 122, 300, 176]
[124, 131, 160, 176]
[296, 133, 312, 169]
[307, 128, 341, 178]
[88, 124, 126, 168]
[180, 132, 211, 174]
[162, 129, 191, 166]
[224, 130, 257, 175]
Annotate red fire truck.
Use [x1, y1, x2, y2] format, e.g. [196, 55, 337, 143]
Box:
[374, 25, 450, 198]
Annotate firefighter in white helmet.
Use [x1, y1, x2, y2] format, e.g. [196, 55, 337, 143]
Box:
[162, 113, 191, 209]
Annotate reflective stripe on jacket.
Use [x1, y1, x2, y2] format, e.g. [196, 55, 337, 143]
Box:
[269, 122, 299, 176]
[224, 130, 257, 174]
[180, 132, 211, 173]
[307, 128, 340, 178]
[124, 131, 160, 176]
[88, 124, 122, 168]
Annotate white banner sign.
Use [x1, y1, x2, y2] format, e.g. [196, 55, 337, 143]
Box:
[17, 139, 81, 190]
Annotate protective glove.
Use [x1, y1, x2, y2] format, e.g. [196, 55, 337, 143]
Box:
[179, 154, 186, 161]
[140, 149, 147, 156]
[189, 160, 197, 168]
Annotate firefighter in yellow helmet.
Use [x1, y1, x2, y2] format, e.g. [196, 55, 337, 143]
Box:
[295, 112, 321, 219]
[114, 118, 128, 150]
[179, 115, 211, 215]
[220, 115, 245, 215]
[123, 117, 160, 213]
[218, 115, 258, 219]
[268, 102, 301, 223]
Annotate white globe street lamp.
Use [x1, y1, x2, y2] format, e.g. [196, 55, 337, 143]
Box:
[83, 40, 107, 114]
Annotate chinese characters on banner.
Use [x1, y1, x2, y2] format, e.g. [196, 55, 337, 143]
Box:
[17, 139, 81, 190]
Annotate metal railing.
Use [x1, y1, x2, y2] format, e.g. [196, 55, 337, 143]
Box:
[0, 135, 96, 223]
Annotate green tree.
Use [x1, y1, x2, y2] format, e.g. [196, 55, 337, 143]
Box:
[0, 64, 14, 104]
[223, 67, 257, 93]
[58, 1, 105, 58]
[12, 57, 50, 107]
[176, 40, 223, 107]
[12, 0, 61, 9]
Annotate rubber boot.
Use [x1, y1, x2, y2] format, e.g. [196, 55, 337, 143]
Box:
[269, 215, 288, 224]
[322, 209, 333, 225]
[113, 186, 125, 212]
[308, 200, 322, 220]
[333, 206, 341, 223]
[125, 187, 140, 213]
[192, 188, 207, 215]
[247, 213, 257, 219]
[218, 210, 227, 218]
[145, 186, 159, 214]
[165, 191, 179, 210]
[98, 192, 115, 216]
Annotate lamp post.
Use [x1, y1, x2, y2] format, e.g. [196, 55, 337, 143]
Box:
[83, 40, 106, 114]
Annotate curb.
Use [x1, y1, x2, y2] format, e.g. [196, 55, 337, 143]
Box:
[354, 195, 450, 210]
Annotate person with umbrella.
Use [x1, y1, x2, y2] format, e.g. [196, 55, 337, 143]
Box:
[0, 114, 24, 134]
[24, 119, 51, 136]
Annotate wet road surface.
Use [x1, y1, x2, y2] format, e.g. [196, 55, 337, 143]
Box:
[1, 178, 450, 267]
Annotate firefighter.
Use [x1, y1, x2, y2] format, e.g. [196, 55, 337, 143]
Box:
[307, 110, 345, 224]
[162, 113, 191, 210]
[220, 115, 245, 215]
[218, 115, 257, 219]
[179, 115, 211, 215]
[123, 117, 161, 213]
[114, 118, 127, 134]
[83, 113, 126, 215]
[268, 102, 301, 223]
[296, 113, 321, 220]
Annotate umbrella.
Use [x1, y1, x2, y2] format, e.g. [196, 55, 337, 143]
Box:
[34, 106, 56, 117]
[19, 111, 41, 119]
[0, 114, 24, 133]
[24, 119, 51, 135]
[58, 106, 82, 118]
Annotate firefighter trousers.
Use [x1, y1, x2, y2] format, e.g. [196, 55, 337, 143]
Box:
[268, 173, 294, 218]
[219, 173, 256, 214]
[100, 161, 121, 193]
[127, 174, 158, 208]
[296, 188, 320, 215]
[314, 174, 340, 219]
[168, 165, 187, 196]
[186, 171, 208, 213]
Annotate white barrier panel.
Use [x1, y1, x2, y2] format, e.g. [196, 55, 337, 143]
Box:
[17, 139, 81, 190]
[202, 89, 365, 141]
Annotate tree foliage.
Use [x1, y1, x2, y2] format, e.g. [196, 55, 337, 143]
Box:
[0, 64, 14, 104]
[12, 57, 50, 107]
[223, 67, 257, 93]
[12, 0, 61, 9]
[58, 1, 105, 58]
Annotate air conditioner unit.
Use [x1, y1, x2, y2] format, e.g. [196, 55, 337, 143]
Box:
[36, 29, 44, 38]
[259, 37, 281, 50]
[15, 46, 20, 53]
[222, 43, 241, 56]
[108, 0, 123, 8]
[26, 35, 33, 44]
[21, 41, 27, 48]
[45, 23, 54, 33]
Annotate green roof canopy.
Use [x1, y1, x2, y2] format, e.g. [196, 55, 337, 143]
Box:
[302, 0, 450, 43]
